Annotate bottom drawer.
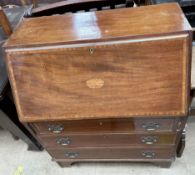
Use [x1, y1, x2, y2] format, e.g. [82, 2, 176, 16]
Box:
[48, 147, 175, 160]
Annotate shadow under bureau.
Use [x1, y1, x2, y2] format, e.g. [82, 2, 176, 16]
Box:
[4, 3, 192, 167]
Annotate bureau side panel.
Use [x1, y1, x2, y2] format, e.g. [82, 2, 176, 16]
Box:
[5, 34, 191, 122]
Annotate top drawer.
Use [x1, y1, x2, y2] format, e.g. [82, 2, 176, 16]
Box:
[31, 117, 184, 135]
[6, 34, 190, 122]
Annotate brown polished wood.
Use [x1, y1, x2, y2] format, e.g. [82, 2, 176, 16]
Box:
[4, 5, 192, 122]
[39, 133, 176, 148]
[32, 118, 182, 134]
[5, 3, 191, 49]
[4, 3, 192, 167]
[5, 34, 191, 122]
[56, 159, 173, 168]
[0, 7, 43, 151]
[0, 7, 12, 36]
[47, 146, 175, 160]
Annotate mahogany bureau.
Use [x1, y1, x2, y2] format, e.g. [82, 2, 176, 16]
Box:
[4, 3, 192, 167]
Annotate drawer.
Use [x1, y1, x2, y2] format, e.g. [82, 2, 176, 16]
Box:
[39, 133, 176, 148]
[48, 146, 175, 160]
[31, 118, 183, 135]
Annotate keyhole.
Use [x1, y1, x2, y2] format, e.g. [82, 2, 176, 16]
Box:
[89, 48, 94, 54]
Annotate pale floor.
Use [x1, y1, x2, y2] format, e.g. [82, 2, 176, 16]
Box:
[0, 117, 195, 175]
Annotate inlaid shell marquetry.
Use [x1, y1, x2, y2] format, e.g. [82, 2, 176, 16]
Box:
[86, 78, 104, 89]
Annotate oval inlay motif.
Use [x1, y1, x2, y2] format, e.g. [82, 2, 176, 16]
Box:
[86, 78, 104, 89]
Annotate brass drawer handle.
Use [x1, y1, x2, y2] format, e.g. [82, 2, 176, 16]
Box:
[141, 136, 158, 145]
[142, 122, 160, 131]
[142, 151, 156, 158]
[48, 124, 64, 134]
[56, 137, 71, 146]
[65, 152, 79, 159]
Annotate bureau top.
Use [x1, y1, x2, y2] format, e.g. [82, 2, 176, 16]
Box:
[5, 3, 191, 49]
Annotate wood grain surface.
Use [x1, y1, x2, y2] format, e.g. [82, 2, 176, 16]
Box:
[4, 3, 191, 49]
[32, 118, 179, 134]
[47, 146, 175, 160]
[39, 133, 176, 148]
[6, 34, 191, 122]
[3, 4, 192, 167]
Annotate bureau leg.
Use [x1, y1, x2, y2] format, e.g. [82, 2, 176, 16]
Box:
[154, 161, 172, 168]
[57, 162, 73, 168]
[176, 130, 186, 157]
[27, 143, 44, 151]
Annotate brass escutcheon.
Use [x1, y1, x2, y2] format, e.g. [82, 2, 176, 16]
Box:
[89, 48, 94, 54]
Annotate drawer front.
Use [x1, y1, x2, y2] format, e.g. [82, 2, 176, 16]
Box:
[39, 133, 176, 148]
[48, 147, 175, 160]
[32, 118, 182, 135]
